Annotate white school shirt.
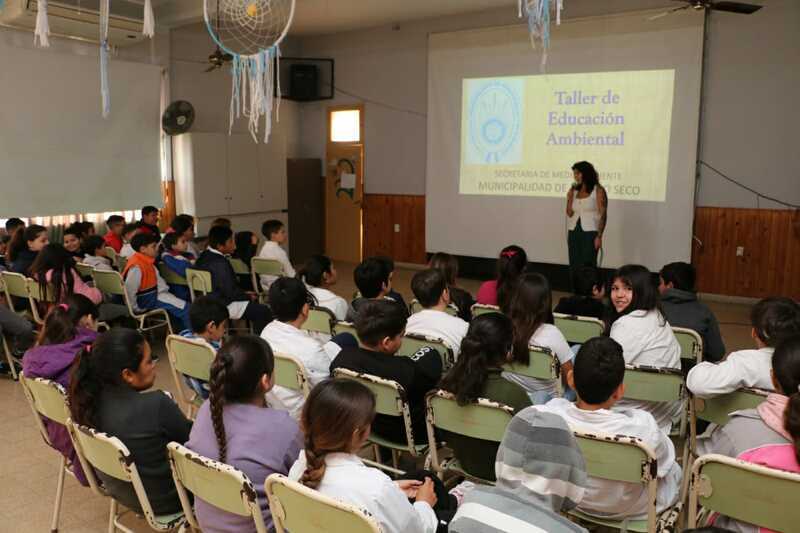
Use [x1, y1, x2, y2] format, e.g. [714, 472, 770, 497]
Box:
[610, 310, 682, 433]
[503, 323, 573, 397]
[83, 254, 114, 272]
[119, 243, 135, 258]
[124, 266, 187, 313]
[288, 452, 438, 533]
[535, 399, 682, 520]
[308, 285, 348, 321]
[687, 347, 775, 399]
[260, 320, 341, 418]
[405, 309, 469, 359]
[206, 247, 249, 320]
[567, 187, 599, 232]
[257, 241, 295, 289]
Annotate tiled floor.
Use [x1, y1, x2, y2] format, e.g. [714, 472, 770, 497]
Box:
[0, 263, 755, 531]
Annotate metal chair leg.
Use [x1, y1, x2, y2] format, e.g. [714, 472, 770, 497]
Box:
[50, 456, 67, 532]
[108, 499, 118, 533]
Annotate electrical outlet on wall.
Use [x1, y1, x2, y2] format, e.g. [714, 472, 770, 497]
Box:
[736, 246, 744, 257]
[394, 224, 400, 233]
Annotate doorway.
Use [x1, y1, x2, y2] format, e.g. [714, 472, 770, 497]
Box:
[325, 105, 364, 264]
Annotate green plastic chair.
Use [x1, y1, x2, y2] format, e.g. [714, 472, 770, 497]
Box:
[333, 321, 361, 345]
[470, 303, 501, 319]
[266, 474, 381, 533]
[92, 269, 173, 336]
[333, 368, 427, 475]
[505, 345, 559, 381]
[165, 335, 215, 418]
[273, 352, 311, 398]
[251, 257, 284, 302]
[553, 312, 605, 344]
[104, 247, 119, 269]
[1, 271, 43, 325]
[27, 277, 55, 324]
[67, 419, 186, 532]
[229, 257, 250, 276]
[408, 299, 458, 316]
[302, 306, 335, 336]
[672, 327, 703, 363]
[75, 262, 94, 278]
[2, 335, 21, 380]
[425, 389, 514, 484]
[397, 333, 455, 370]
[623, 364, 687, 442]
[19, 374, 73, 533]
[570, 430, 677, 533]
[689, 387, 770, 456]
[185, 268, 213, 302]
[158, 264, 188, 287]
[118, 255, 128, 272]
[168, 442, 267, 533]
[688, 453, 800, 532]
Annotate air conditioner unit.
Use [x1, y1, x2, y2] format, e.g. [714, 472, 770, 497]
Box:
[0, 0, 147, 47]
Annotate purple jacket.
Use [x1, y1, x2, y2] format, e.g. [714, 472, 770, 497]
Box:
[22, 328, 98, 486]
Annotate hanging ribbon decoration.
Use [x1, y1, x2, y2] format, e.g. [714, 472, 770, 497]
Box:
[518, 0, 564, 70]
[34, 0, 51, 47]
[229, 47, 280, 143]
[99, 0, 111, 118]
[143, 0, 155, 38]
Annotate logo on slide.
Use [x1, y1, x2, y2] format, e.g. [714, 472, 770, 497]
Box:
[466, 80, 523, 164]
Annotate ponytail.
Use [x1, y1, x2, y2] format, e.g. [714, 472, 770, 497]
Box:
[31, 243, 76, 303]
[209, 349, 232, 464]
[8, 224, 46, 264]
[496, 245, 527, 311]
[297, 255, 333, 288]
[299, 379, 375, 489]
[38, 294, 98, 346]
[774, 335, 800, 463]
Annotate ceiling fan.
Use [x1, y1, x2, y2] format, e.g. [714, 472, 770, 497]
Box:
[204, 0, 232, 72]
[649, 0, 763, 20]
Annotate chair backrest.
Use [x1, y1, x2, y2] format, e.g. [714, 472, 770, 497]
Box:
[158, 263, 188, 286]
[623, 364, 685, 403]
[228, 257, 250, 275]
[332, 321, 361, 344]
[75, 263, 94, 278]
[397, 333, 455, 369]
[273, 352, 311, 397]
[505, 345, 559, 381]
[672, 327, 703, 363]
[694, 388, 770, 426]
[92, 269, 126, 296]
[266, 474, 381, 533]
[19, 373, 69, 447]
[168, 442, 266, 532]
[26, 277, 54, 302]
[426, 390, 513, 443]
[186, 268, 213, 301]
[251, 257, 284, 277]
[471, 303, 501, 318]
[1, 271, 30, 299]
[553, 312, 605, 344]
[689, 453, 800, 532]
[104, 246, 118, 265]
[117, 255, 128, 272]
[302, 306, 335, 336]
[409, 299, 458, 317]
[166, 335, 215, 382]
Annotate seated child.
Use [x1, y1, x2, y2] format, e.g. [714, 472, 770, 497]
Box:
[160, 232, 194, 301]
[375, 256, 407, 311]
[346, 257, 404, 322]
[123, 233, 191, 331]
[406, 269, 469, 359]
[607, 264, 682, 433]
[103, 215, 126, 254]
[210, 217, 232, 229]
[450, 409, 588, 533]
[536, 336, 682, 520]
[22, 294, 99, 486]
[477, 245, 527, 309]
[429, 252, 474, 322]
[119, 223, 140, 258]
[688, 297, 800, 398]
[330, 299, 443, 444]
[438, 313, 531, 481]
[63, 226, 85, 261]
[289, 378, 452, 533]
[187, 335, 302, 533]
[179, 295, 229, 399]
[554, 265, 607, 320]
[506, 273, 574, 404]
[298, 254, 348, 321]
[82, 235, 115, 272]
[659, 262, 725, 362]
[0, 234, 11, 271]
[232, 231, 258, 290]
[170, 214, 200, 258]
[194, 226, 272, 334]
[261, 277, 344, 418]
[257, 219, 295, 290]
[68, 328, 192, 515]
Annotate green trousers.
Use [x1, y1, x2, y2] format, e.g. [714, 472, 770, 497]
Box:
[568, 220, 598, 286]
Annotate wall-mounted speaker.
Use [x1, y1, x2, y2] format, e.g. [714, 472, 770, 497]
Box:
[276, 57, 334, 102]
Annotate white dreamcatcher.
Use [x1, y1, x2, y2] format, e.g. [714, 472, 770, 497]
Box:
[204, 0, 296, 143]
[519, 0, 565, 70]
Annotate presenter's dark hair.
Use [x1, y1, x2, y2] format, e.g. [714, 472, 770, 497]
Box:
[572, 161, 599, 194]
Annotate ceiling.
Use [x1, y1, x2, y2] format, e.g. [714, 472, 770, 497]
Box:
[157, 0, 518, 35]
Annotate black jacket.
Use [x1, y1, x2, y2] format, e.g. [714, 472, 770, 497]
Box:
[661, 288, 726, 362]
[194, 249, 248, 305]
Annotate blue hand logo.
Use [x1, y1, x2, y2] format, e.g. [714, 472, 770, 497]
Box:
[467, 81, 523, 165]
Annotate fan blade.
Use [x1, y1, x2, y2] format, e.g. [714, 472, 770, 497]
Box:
[204, 65, 218, 73]
[648, 5, 690, 20]
[710, 1, 762, 14]
[222, 53, 233, 62]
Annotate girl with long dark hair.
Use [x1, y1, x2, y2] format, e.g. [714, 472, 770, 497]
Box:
[476, 244, 527, 309]
[428, 252, 474, 322]
[186, 335, 302, 532]
[566, 161, 607, 288]
[8, 224, 48, 275]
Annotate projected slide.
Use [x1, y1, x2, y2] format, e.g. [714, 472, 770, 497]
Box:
[460, 70, 675, 202]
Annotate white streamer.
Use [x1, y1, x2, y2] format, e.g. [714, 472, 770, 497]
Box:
[143, 0, 155, 38]
[34, 0, 50, 48]
[100, 0, 111, 118]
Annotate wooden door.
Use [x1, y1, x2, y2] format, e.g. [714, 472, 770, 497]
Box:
[287, 158, 324, 265]
[325, 105, 364, 263]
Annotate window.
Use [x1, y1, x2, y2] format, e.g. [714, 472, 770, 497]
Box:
[330, 109, 361, 142]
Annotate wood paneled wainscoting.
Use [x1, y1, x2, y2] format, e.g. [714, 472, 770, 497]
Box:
[693, 207, 800, 299]
[363, 195, 426, 264]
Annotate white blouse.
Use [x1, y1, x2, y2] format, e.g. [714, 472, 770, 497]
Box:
[568, 187, 600, 232]
[308, 285, 348, 322]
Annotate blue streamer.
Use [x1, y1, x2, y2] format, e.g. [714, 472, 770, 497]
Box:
[100, 40, 111, 118]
